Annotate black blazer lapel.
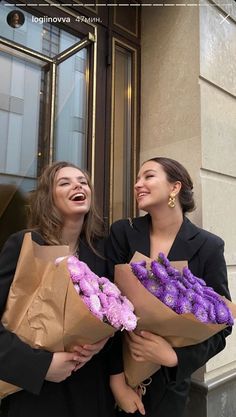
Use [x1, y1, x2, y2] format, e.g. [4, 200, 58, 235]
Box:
[128, 214, 151, 257]
[168, 217, 207, 262]
[128, 215, 208, 264]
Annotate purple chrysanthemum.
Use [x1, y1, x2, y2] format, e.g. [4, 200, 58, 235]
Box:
[175, 296, 192, 314]
[182, 267, 197, 285]
[98, 292, 109, 309]
[145, 280, 163, 298]
[151, 261, 169, 283]
[166, 265, 182, 278]
[185, 288, 197, 302]
[208, 302, 217, 323]
[164, 281, 179, 295]
[192, 303, 209, 323]
[102, 281, 121, 297]
[89, 294, 103, 320]
[120, 295, 135, 312]
[157, 252, 170, 268]
[131, 262, 149, 282]
[175, 280, 187, 293]
[160, 290, 178, 309]
[203, 287, 221, 301]
[119, 305, 138, 331]
[79, 277, 97, 296]
[214, 301, 234, 325]
[192, 283, 204, 296]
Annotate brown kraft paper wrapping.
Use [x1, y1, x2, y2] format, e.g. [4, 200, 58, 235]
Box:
[0, 233, 115, 398]
[114, 252, 236, 388]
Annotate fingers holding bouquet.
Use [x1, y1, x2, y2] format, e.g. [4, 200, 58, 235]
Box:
[71, 336, 110, 371]
[45, 352, 81, 382]
[126, 331, 178, 367]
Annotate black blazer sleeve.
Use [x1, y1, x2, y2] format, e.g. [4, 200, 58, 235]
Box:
[0, 231, 53, 394]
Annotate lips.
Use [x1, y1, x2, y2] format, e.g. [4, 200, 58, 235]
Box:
[136, 192, 149, 199]
[70, 192, 86, 202]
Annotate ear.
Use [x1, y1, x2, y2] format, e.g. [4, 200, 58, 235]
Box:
[171, 181, 182, 196]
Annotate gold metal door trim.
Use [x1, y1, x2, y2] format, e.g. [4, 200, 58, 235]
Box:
[90, 26, 97, 185]
[54, 34, 94, 64]
[48, 61, 57, 164]
[0, 36, 53, 64]
[109, 37, 138, 225]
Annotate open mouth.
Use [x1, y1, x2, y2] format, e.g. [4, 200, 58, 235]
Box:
[137, 192, 148, 198]
[70, 193, 86, 202]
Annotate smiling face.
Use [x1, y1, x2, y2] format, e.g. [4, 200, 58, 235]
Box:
[134, 161, 179, 213]
[53, 166, 91, 220]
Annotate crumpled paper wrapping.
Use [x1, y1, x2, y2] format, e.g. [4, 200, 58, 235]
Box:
[0, 233, 115, 397]
[115, 252, 236, 388]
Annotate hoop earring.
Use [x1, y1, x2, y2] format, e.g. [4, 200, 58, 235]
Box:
[168, 194, 176, 208]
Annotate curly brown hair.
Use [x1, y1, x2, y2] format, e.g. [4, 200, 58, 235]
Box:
[28, 161, 104, 252]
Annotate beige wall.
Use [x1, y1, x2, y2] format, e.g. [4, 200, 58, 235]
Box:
[141, 0, 236, 384]
[141, 0, 202, 225]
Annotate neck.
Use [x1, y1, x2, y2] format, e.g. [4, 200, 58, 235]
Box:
[149, 207, 184, 238]
[61, 217, 84, 254]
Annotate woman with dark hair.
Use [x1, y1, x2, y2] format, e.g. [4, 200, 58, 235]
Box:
[0, 162, 117, 417]
[107, 157, 231, 417]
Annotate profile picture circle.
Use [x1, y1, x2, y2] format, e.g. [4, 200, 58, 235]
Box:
[7, 10, 25, 29]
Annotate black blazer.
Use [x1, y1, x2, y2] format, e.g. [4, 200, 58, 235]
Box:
[0, 230, 115, 417]
[106, 215, 231, 417]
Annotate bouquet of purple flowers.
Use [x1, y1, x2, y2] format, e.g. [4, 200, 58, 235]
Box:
[114, 251, 236, 388]
[0, 233, 137, 398]
[57, 255, 137, 331]
[131, 252, 233, 326]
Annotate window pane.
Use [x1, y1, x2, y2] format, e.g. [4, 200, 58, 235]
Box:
[54, 40, 88, 168]
[0, 51, 41, 185]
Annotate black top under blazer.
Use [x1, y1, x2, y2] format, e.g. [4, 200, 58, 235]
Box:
[106, 214, 232, 417]
[0, 230, 116, 417]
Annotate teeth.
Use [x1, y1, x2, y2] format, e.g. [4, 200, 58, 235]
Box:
[71, 193, 85, 201]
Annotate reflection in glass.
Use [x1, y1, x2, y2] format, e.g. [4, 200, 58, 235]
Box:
[0, 50, 41, 190]
[0, 2, 88, 187]
[54, 35, 88, 168]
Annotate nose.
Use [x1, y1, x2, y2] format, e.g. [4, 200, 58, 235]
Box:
[134, 178, 142, 190]
[72, 181, 82, 190]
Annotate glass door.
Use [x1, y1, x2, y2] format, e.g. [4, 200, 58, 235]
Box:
[0, 2, 94, 248]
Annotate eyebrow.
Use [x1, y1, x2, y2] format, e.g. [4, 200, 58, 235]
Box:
[56, 176, 87, 183]
[136, 169, 157, 180]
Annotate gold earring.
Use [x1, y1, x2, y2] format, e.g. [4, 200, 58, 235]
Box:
[168, 194, 176, 208]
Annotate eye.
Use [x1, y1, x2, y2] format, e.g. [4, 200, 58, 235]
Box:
[80, 180, 88, 186]
[58, 182, 69, 186]
[145, 174, 154, 179]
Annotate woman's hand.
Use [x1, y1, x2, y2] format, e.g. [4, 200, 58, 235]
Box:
[126, 331, 178, 367]
[110, 373, 145, 415]
[72, 336, 110, 371]
[45, 352, 81, 382]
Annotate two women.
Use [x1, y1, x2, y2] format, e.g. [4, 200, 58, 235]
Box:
[0, 157, 231, 417]
[0, 162, 117, 417]
[106, 157, 231, 417]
